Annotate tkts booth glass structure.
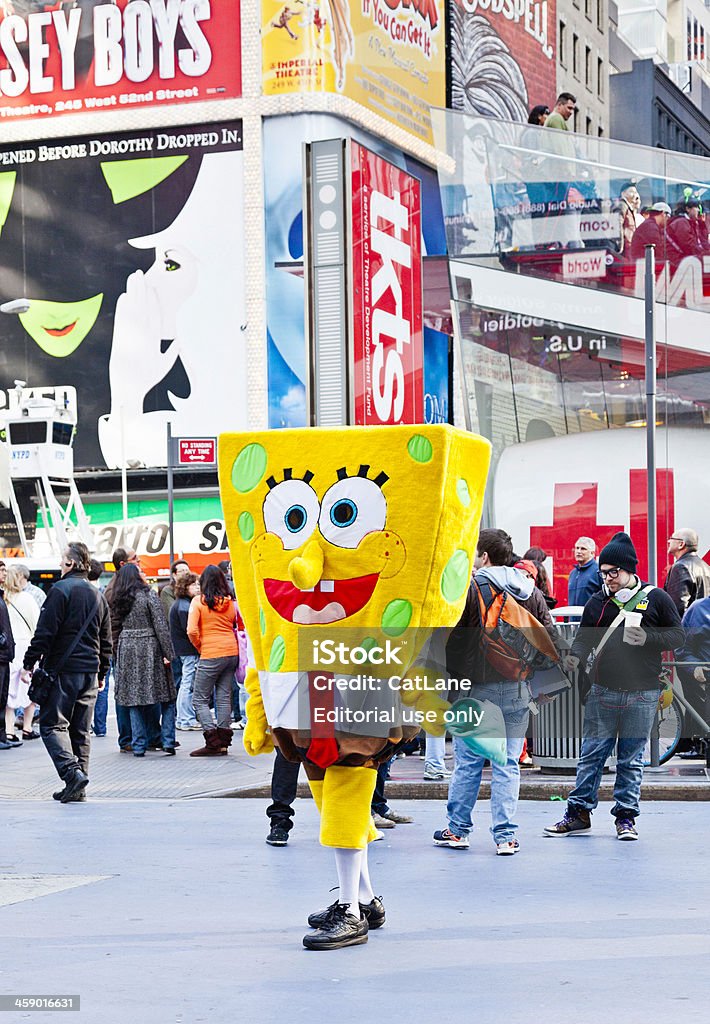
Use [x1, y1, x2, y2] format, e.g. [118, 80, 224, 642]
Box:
[431, 109, 710, 766]
[432, 109, 710, 599]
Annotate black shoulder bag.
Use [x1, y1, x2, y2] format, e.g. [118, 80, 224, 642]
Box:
[28, 591, 102, 705]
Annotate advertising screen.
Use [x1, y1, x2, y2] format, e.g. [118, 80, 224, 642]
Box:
[262, 0, 445, 143]
[350, 141, 423, 425]
[0, 0, 241, 123]
[0, 120, 246, 469]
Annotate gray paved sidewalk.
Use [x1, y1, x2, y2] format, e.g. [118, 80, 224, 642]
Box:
[3, 714, 708, 802]
[1, 799, 707, 1024]
[1, 713, 275, 801]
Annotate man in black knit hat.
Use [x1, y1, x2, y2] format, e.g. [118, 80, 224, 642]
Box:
[544, 532, 683, 841]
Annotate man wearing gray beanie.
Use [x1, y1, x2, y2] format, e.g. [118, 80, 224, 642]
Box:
[544, 532, 683, 841]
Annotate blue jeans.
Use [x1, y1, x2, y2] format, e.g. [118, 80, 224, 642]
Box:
[171, 657, 183, 691]
[116, 702, 132, 749]
[447, 682, 530, 845]
[176, 655, 199, 728]
[425, 733, 446, 773]
[93, 671, 109, 736]
[568, 683, 661, 819]
[129, 702, 176, 754]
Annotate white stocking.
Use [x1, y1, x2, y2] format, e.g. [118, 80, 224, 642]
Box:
[358, 844, 375, 904]
[334, 847, 363, 910]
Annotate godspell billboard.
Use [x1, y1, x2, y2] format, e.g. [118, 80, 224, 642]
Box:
[449, 0, 556, 120]
[0, 121, 247, 469]
[0, 0, 241, 122]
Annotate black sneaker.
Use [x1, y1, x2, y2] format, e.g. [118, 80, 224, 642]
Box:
[543, 807, 592, 836]
[615, 817, 638, 841]
[303, 903, 369, 950]
[266, 827, 289, 846]
[308, 896, 385, 931]
[59, 769, 89, 804]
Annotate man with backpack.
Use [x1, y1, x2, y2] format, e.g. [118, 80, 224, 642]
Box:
[544, 532, 683, 841]
[433, 529, 561, 854]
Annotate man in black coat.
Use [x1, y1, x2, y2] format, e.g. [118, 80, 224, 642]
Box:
[22, 543, 112, 802]
[545, 533, 683, 841]
[0, 560, 17, 751]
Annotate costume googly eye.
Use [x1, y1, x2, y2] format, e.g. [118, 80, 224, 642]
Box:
[319, 477, 386, 549]
[263, 479, 320, 550]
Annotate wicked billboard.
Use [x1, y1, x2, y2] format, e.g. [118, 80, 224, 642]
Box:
[0, 120, 247, 469]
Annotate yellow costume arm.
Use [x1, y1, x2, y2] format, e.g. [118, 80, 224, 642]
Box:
[399, 668, 449, 737]
[243, 668, 275, 756]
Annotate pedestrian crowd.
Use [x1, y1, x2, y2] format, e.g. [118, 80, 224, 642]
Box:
[522, 92, 710, 262]
[1, 523, 708, 845]
[0, 546, 248, 803]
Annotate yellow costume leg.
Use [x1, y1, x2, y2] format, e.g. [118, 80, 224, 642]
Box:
[308, 778, 323, 813]
[320, 765, 377, 849]
[309, 772, 378, 844]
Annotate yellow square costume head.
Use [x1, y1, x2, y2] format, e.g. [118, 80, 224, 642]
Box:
[218, 425, 490, 672]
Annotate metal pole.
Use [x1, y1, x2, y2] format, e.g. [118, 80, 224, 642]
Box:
[645, 244, 657, 586]
[645, 243, 660, 769]
[120, 406, 128, 544]
[167, 422, 175, 566]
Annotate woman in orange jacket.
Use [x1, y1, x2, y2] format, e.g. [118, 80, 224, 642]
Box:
[187, 564, 239, 756]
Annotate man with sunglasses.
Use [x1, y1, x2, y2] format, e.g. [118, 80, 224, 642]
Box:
[545, 532, 683, 841]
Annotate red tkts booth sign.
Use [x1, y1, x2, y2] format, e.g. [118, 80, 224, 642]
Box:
[350, 142, 423, 425]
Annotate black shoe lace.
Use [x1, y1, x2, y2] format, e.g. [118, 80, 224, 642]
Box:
[321, 902, 350, 927]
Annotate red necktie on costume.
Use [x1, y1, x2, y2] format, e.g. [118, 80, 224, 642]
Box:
[306, 671, 340, 769]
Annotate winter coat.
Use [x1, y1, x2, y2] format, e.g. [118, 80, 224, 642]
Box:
[677, 597, 710, 676]
[187, 596, 237, 659]
[114, 589, 175, 706]
[664, 551, 710, 616]
[0, 591, 15, 666]
[666, 214, 705, 260]
[567, 558, 601, 606]
[169, 596, 199, 658]
[570, 581, 684, 691]
[23, 571, 111, 678]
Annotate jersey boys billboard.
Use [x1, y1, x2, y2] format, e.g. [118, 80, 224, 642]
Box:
[350, 142, 423, 425]
[0, 0, 241, 122]
[0, 121, 247, 470]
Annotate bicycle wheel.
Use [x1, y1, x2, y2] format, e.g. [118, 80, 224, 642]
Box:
[643, 696, 683, 766]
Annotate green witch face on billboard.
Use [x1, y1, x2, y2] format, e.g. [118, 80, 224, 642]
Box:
[0, 123, 247, 469]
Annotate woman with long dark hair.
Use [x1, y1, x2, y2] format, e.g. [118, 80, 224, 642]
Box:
[109, 564, 176, 757]
[187, 564, 238, 757]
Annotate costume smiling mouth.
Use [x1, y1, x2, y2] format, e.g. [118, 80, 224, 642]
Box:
[263, 574, 379, 624]
[44, 322, 78, 337]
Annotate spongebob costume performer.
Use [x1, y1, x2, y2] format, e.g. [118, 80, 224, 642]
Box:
[219, 425, 490, 949]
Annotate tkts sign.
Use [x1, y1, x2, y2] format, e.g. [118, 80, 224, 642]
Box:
[350, 142, 423, 425]
[0, 0, 241, 121]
